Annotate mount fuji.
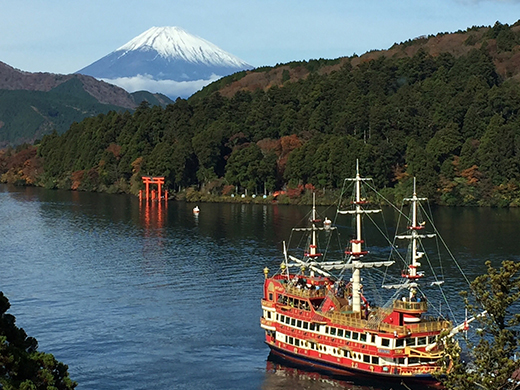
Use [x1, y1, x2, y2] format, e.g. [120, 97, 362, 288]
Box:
[77, 26, 253, 99]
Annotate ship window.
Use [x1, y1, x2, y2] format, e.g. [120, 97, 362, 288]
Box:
[398, 357, 405, 365]
[309, 323, 315, 331]
[267, 312, 271, 319]
[396, 338, 404, 348]
[360, 333, 367, 342]
[295, 339, 300, 346]
[418, 337, 427, 346]
[381, 338, 390, 347]
[409, 357, 419, 365]
[372, 356, 379, 365]
[303, 322, 309, 330]
[352, 332, 359, 341]
[291, 318, 296, 326]
[428, 336, 437, 344]
[325, 326, 329, 334]
[330, 327, 336, 336]
[345, 331, 351, 339]
[337, 329, 344, 337]
[297, 320, 302, 328]
[407, 338, 416, 347]
[288, 337, 293, 344]
[269, 293, 273, 301]
[285, 317, 290, 324]
[363, 355, 370, 363]
[280, 315, 285, 322]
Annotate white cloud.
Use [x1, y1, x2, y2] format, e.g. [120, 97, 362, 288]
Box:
[100, 74, 222, 99]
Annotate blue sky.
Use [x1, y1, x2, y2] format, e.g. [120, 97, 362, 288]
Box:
[2, 0, 520, 75]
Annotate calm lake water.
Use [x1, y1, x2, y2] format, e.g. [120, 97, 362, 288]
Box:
[1, 184, 519, 390]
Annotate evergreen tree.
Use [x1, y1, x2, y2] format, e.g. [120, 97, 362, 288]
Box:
[0, 292, 77, 390]
[441, 260, 520, 390]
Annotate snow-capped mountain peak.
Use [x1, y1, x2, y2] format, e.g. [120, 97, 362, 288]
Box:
[116, 26, 250, 68]
[76, 26, 253, 99]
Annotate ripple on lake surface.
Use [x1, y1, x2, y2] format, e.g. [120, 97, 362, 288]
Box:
[1, 185, 519, 389]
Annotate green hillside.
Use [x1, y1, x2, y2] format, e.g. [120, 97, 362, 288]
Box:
[0, 77, 173, 146]
[5, 21, 520, 206]
[0, 78, 125, 146]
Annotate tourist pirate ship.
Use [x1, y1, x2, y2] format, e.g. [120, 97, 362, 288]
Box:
[260, 163, 476, 384]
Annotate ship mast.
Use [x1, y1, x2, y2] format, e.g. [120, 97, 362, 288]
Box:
[396, 178, 436, 294]
[309, 193, 319, 258]
[286, 193, 342, 278]
[340, 161, 392, 314]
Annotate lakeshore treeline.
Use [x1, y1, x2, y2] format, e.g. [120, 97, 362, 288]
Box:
[4, 22, 520, 206]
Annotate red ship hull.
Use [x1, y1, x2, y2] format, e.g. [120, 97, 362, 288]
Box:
[267, 343, 442, 387]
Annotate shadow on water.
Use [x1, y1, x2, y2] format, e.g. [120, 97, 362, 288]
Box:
[263, 353, 437, 390]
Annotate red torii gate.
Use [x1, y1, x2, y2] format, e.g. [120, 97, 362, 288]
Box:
[140, 176, 168, 202]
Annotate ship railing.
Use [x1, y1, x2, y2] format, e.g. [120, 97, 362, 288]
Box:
[379, 318, 451, 334]
[405, 319, 451, 333]
[367, 308, 392, 330]
[378, 322, 409, 336]
[393, 300, 428, 312]
[285, 285, 327, 298]
[322, 312, 451, 336]
[261, 299, 275, 308]
[327, 312, 367, 328]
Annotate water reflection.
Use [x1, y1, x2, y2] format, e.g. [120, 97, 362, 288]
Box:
[139, 198, 168, 231]
[263, 355, 410, 390]
[1, 184, 519, 390]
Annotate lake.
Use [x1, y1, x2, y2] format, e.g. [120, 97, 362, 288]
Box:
[1, 184, 519, 390]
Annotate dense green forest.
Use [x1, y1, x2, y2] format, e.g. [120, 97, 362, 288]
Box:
[4, 22, 520, 206]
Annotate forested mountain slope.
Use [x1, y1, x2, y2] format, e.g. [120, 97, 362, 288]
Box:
[4, 21, 520, 206]
[192, 21, 520, 99]
[0, 62, 173, 145]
